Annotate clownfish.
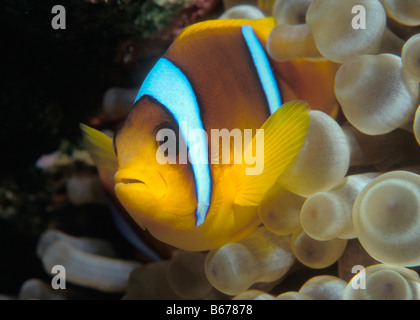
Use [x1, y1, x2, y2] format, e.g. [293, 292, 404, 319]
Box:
[81, 18, 338, 251]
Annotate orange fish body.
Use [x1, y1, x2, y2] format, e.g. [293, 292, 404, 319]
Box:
[82, 18, 338, 252]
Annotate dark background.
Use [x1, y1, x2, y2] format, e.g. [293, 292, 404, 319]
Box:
[0, 0, 222, 296]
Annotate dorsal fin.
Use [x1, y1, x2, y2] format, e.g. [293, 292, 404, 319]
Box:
[177, 17, 276, 43]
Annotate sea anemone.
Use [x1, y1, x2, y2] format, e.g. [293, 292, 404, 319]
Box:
[219, 4, 265, 19]
[102, 87, 138, 118]
[306, 0, 403, 63]
[298, 275, 347, 300]
[166, 251, 213, 299]
[290, 227, 347, 269]
[10, 0, 420, 301]
[278, 110, 350, 197]
[38, 230, 140, 293]
[258, 183, 305, 235]
[300, 172, 379, 241]
[233, 289, 275, 300]
[343, 264, 420, 300]
[334, 54, 419, 135]
[382, 0, 420, 26]
[267, 24, 322, 61]
[275, 291, 312, 300]
[352, 171, 420, 267]
[204, 227, 295, 295]
[272, 0, 312, 25]
[414, 106, 420, 145]
[401, 34, 420, 82]
[342, 122, 418, 170]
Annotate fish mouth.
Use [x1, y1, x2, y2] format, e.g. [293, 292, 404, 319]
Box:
[114, 168, 167, 199]
[117, 178, 145, 185]
[115, 174, 148, 189]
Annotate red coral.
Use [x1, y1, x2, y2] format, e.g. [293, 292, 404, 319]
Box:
[114, 0, 223, 68]
[165, 0, 223, 39]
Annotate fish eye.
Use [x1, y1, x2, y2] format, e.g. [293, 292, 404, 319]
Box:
[154, 122, 180, 157]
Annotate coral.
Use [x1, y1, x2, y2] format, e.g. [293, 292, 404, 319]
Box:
[19, 279, 68, 300]
[5, 0, 420, 302]
[382, 0, 420, 26]
[342, 123, 420, 170]
[38, 230, 141, 293]
[401, 34, 420, 81]
[219, 4, 265, 19]
[300, 172, 380, 241]
[272, 0, 312, 25]
[102, 87, 138, 118]
[267, 24, 322, 61]
[275, 291, 312, 300]
[132, 0, 190, 38]
[306, 0, 401, 63]
[415, 106, 420, 145]
[236, 263, 420, 300]
[259, 183, 305, 235]
[236, 275, 346, 300]
[222, 0, 275, 15]
[37, 229, 117, 258]
[352, 170, 420, 267]
[108, 0, 420, 301]
[66, 175, 107, 206]
[232, 289, 275, 300]
[277, 110, 350, 197]
[298, 275, 347, 300]
[337, 239, 379, 282]
[290, 228, 347, 269]
[35, 145, 111, 208]
[343, 264, 420, 300]
[167, 251, 213, 299]
[123, 255, 226, 300]
[222, 0, 257, 10]
[123, 260, 181, 300]
[335, 54, 419, 135]
[205, 227, 295, 295]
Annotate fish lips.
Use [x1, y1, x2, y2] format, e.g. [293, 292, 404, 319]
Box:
[114, 168, 167, 199]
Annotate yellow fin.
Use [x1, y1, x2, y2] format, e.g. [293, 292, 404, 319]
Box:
[234, 101, 310, 206]
[80, 124, 117, 194]
[177, 17, 276, 43]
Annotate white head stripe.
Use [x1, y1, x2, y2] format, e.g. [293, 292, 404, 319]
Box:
[134, 58, 211, 226]
[242, 25, 282, 114]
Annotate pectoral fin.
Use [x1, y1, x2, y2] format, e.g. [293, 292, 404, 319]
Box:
[80, 124, 117, 195]
[234, 101, 310, 206]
